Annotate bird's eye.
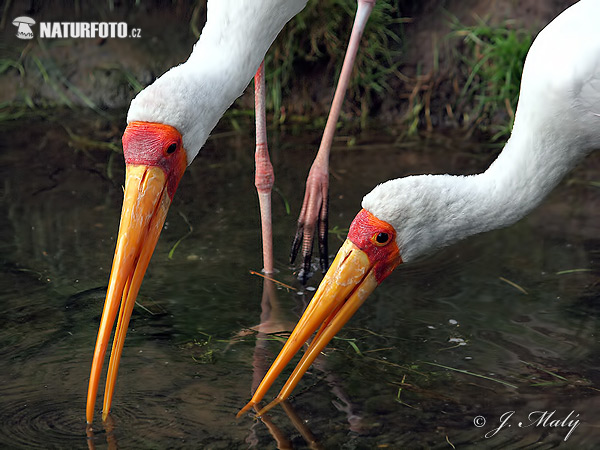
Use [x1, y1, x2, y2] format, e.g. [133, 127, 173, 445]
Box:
[372, 232, 390, 246]
[166, 143, 177, 155]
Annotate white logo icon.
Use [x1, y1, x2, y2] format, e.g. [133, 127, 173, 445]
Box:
[13, 16, 36, 39]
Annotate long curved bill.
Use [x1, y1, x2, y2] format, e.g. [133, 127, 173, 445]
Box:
[238, 237, 393, 417]
[86, 164, 171, 424]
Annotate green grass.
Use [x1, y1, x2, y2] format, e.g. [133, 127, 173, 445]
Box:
[0, 44, 36, 120]
[1, 1, 536, 141]
[1, 1, 405, 128]
[0, 35, 142, 122]
[263, 0, 405, 126]
[450, 16, 533, 140]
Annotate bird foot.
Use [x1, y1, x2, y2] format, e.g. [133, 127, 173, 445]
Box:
[290, 166, 329, 283]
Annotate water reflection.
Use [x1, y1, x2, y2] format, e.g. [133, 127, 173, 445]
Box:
[0, 115, 598, 448]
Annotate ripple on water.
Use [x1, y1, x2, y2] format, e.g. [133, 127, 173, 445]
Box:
[81, 353, 253, 448]
[0, 386, 224, 449]
[0, 383, 85, 449]
[84, 390, 249, 448]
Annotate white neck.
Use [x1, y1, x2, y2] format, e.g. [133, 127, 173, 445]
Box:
[450, 126, 587, 239]
[362, 119, 596, 263]
[363, 0, 600, 263]
[127, 0, 307, 163]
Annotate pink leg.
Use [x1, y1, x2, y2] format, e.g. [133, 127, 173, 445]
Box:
[254, 62, 274, 274]
[291, 0, 376, 282]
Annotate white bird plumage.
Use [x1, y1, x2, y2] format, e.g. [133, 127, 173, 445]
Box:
[363, 0, 600, 263]
[87, 0, 600, 421]
[128, 0, 307, 164]
[241, 1, 600, 416]
[87, 0, 314, 424]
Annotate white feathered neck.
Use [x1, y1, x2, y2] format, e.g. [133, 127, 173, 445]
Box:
[363, 0, 600, 263]
[127, 0, 307, 164]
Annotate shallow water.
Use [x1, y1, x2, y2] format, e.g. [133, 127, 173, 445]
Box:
[0, 115, 598, 448]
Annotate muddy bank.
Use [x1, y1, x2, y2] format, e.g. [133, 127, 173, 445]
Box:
[1, 0, 577, 133]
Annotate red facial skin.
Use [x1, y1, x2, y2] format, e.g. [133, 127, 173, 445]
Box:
[122, 121, 188, 199]
[347, 209, 402, 283]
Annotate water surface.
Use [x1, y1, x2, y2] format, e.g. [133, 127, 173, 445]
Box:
[0, 115, 598, 448]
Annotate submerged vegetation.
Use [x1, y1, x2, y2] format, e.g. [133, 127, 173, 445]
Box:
[1, 0, 540, 140]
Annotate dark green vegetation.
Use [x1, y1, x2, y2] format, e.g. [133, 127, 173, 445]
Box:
[1, 0, 539, 140]
[450, 16, 532, 140]
[263, 0, 405, 127]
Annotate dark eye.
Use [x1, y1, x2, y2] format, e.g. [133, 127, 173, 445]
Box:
[376, 232, 389, 244]
[166, 143, 177, 154]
